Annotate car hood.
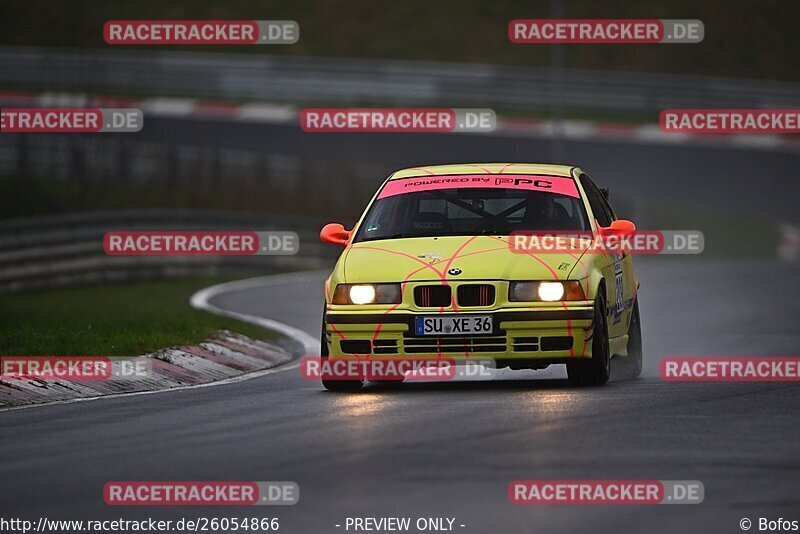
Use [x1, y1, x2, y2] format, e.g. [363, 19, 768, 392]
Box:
[342, 235, 589, 282]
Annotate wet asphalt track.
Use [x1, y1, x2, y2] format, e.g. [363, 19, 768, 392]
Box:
[2, 257, 799, 534]
[3, 119, 800, 532]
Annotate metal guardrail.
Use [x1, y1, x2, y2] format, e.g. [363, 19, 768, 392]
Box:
[0, 209, 335, 292]
[2, 46, 800, 114]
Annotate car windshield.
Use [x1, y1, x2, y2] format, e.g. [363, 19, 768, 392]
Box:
[353, 177, 590, 243]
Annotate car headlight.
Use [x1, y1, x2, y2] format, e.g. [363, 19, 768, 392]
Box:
[332, 283, 402, 305]
[509, 281, 586, 302]
[537, 282, 565, 301]
[349, 285, 376, 304]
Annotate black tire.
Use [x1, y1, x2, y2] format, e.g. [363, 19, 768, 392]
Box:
[567, 289, 611, 386]
[320, 316, 363, 392]
[616, 300, 643, 380]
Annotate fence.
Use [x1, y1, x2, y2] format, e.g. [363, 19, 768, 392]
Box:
[3, 46, 800, 114]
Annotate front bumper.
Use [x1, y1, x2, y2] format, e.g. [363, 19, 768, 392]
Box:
[324, 307, 595, 361]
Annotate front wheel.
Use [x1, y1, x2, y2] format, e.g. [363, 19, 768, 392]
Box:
[320, 317, 363, 392]
[567, 290, 611, 386]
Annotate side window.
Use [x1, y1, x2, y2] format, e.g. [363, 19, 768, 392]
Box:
[579, 174, 612, 227]
[597, 187, 618, 221]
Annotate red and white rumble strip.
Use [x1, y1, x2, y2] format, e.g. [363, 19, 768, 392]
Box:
[0, 331, 294, 410]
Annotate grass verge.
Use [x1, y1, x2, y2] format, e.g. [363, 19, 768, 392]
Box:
[0, 276, 276, 356]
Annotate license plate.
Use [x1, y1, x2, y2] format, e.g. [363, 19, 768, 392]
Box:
[414, 315, 493, 336]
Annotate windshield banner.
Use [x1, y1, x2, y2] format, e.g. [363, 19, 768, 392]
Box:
[378, 174, 580, 199]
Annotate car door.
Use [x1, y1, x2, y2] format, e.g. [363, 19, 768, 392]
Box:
[579, 174, 631, 339]
[596, 182, 637, 336]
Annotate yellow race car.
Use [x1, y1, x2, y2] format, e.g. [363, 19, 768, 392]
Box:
[319, 163, 642, 390]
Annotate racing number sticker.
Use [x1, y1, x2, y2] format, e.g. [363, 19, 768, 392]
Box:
[613, 252, 624, 324]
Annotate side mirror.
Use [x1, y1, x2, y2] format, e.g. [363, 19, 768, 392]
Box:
[599, 219, 636, 237]
[320, 223, 351, 246]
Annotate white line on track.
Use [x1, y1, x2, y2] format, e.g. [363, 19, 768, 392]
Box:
[189, 271, 320, 355]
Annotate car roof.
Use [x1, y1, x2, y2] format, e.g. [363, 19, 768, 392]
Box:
[388, 163, 577, 180]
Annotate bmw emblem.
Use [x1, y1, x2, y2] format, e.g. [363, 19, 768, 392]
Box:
[448, 268, 462, 276]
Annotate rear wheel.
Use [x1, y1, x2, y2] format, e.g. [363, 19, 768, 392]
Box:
[567, 290, 611, 386]
[320, 317, 363, 392]
[616, 300, 643, 380]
